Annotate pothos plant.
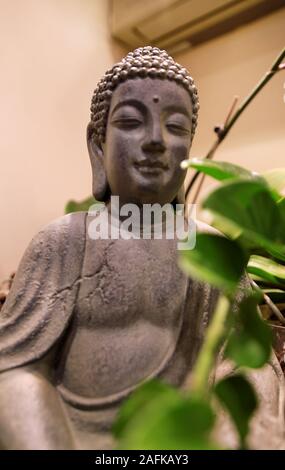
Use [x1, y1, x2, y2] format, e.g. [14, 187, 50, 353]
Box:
[112, 160, 285, 450]
[111, 48, 285, 450]
[188, 159, 285, 338]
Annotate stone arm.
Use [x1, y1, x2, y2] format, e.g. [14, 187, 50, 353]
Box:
[0, 353, 76, 449]
[0, 213, 86, 449]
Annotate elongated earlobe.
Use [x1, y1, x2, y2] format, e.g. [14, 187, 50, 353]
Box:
[172, 186, 185, 206]
[87, 122, 109, 201]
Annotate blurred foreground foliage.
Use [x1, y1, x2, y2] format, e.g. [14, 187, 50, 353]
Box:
[115, 160, 285, 450]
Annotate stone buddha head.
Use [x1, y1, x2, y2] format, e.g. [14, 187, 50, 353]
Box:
[87, 46, 199, 207]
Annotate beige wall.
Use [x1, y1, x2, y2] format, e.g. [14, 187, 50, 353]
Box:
[176, 8, 285, 205]
[0, 0, 125, 278]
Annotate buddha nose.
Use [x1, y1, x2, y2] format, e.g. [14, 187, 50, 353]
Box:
[142, 122, 166, 154]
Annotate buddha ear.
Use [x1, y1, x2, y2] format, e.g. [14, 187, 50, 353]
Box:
[87, 122, 108, 202]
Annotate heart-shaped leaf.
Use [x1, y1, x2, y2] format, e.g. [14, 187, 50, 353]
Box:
[179, 233, 248, 295]
[203, 180, 285, 257]
[114, 380, 217, 450]
[187, 158, 258, 182]
[214, 374, 257, 448]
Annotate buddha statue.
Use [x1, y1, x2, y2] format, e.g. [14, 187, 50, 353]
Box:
[0, 47, 284, 450]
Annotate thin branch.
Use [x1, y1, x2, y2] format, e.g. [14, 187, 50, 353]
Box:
[185, 47, 285, 202]
[250, 279, 285, 325]
[224, 95, 239, 127]
[271, 51, 285, 71]
[184, 138, 220, 205]
[189, 96, 239, 205]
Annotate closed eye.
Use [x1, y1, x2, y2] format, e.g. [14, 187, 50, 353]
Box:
[111, 117, 142, 129]
[166, 122, 190, 136]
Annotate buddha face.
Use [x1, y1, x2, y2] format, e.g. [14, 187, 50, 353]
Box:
[101, 77, 193, 206]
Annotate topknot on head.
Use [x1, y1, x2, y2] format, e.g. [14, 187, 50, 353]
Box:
[90, 46, 199, 146]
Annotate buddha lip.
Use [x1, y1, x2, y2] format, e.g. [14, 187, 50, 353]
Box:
[135, 160, 168, 170]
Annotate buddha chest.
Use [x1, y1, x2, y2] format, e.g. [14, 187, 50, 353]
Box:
[56, 237, 189, 401]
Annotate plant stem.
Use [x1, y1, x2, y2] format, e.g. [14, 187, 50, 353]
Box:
[185, 47, 285, 202]
[250, 278, 285, 325]
[191, 294, 231, 396]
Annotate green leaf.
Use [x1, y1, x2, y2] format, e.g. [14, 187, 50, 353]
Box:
[188, 158, 258, 182]
[278, 197, 285, 210]
[214, 374, 257, 448]
[65, 195, 97, 214]
[247, 255, 285, 285]
[205, 213, 243, 240]
[265, 198, 285, 261]
[264, 248, 285, 263]
[277, 197, 285, 236]
[114, 380, 217, 450]
[226, 294, 272, 368]
[113, 380, 171, 438]
[179, 233, 248, 295]
[203, 180, 285, 257]
[268, 197, 285, 261]
[262, 168, 285, 196]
